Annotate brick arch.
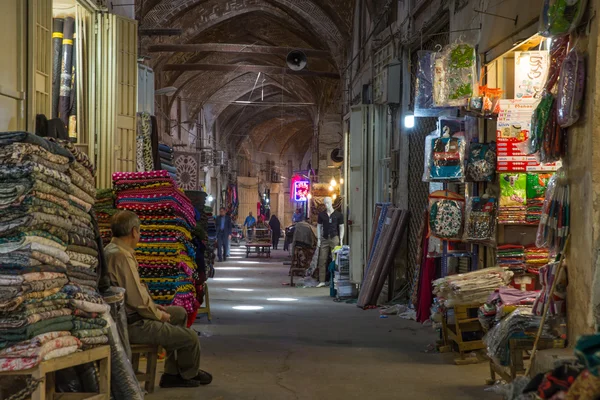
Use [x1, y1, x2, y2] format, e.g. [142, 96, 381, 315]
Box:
[143, 0, 346, 49]
[279, 124, 313, 161]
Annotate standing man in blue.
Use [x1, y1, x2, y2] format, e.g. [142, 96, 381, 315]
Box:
[243, 211, 256, 242]
[216, 207, 232, 262]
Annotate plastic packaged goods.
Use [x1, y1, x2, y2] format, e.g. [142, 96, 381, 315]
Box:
[536, 169, 569, 253]
[466, 142, 496, 182]
[427, 117, 467, 181]
[428, 190, 465, 241]
[526, 172, 553, 199]
[528, 93, 554, 155]
[500, 173, 527, 207]
[422, 130, 440, 182]
[539, 0, 588, 37]
[557, 49, 585, 127]
[442, 43, 477, 106]
[545, 36, 570, 92]
[464, 195, 497, 245]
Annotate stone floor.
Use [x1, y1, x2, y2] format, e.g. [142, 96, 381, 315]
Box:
[146, 245, 497, 400]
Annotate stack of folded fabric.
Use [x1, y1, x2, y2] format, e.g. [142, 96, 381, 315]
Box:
[526, 198, 544, 225]
[525, 246, 550, 270]
[112, 171, 200, 321]
[498, 205, 527, 225]
[158, 143, 177, 180]
[94, 189, 117, 246]
[0, 132, 84, 370]
[432, 267, 514, 307]
[496, 244, 525, 270]
[48, 139, 111, 350]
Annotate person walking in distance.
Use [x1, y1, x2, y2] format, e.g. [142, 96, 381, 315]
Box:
[269, 214, 282, 250]
[216, 207, 232, 262]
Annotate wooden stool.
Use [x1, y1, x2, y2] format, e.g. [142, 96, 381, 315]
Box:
[197, 282, 212, 321]
[131, 344, 159, 394]
[0, 346, 111, 400]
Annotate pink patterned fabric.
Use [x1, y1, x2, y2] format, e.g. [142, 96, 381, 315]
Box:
[112, 170, 171, 181]
[0, 332, 80, 372]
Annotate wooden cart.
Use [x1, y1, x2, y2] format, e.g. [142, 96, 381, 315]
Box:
[439, 303, 486, 365]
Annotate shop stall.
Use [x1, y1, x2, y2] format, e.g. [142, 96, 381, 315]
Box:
[409, 2, 585, 375]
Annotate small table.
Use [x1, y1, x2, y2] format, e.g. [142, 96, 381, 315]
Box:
[245, 243, 271, 258]
[0, 346, 111, 400]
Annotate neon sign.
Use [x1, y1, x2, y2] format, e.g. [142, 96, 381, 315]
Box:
[293, 180, 310, 202]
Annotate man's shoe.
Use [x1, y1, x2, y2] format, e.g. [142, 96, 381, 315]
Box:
[316, 282, 327, 288]
[159, 374, 201, 388]
[191, 370, 213, 385]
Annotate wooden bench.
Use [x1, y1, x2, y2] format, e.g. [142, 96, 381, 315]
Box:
[130, 344, 159, 394]
[0, 346, 111, 400]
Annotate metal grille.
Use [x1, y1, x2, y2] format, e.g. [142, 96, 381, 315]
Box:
[405, 27, 450, 295]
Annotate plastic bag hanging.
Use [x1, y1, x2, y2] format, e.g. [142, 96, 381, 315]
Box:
[463, 195, 497, 246]
[557, 48, 585, 128]
[428, 190, 465, 241]
[427, 117, 467, 181]
[437, 43, 477, 107]
[415, 51, 435, 116]
[466, 142, 497, 182]
[539, 0, 588, 37]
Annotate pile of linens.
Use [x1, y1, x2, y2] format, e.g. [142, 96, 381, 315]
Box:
[496, 244, 525, 270]
[0, 132, 109, 372]
[112, 170, 200, 323]
[478, 287, 539, 331]
[158, 143, 177, 180]
[432, 267, 514, 307]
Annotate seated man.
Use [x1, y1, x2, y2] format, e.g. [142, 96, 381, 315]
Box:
[104, 210, 212, 388]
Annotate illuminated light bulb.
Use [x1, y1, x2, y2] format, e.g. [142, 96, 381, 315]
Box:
[404, 114, 415, 129]
[333, 194, 337, 200]
[328, 186, 334, 192]
[207, 195, 214, 202]
[330, 178, 337, 187]
[307, 193, 312, 200]
[340, 178, 344, 184]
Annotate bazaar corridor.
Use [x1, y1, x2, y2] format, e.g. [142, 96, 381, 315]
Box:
[148, 246, 494, 400]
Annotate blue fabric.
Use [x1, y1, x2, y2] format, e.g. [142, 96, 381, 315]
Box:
[292, 213, 304, 223]
[220, 217, 225, 231]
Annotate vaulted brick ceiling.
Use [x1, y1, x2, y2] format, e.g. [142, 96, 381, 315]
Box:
[138, 0, 353, 162]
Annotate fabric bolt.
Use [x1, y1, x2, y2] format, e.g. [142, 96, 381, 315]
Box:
[0, 132, 73, 161]
[69, 195, 92, 213]
[26, 308, 72, 325]
[0, 242, 69, 264]
[22, 277, 68, 294]
[0, 315, 73, 343]
[0, 231, 67, 251]
[66, 244, 98, 258]
[72, 328, 108, 338]
[70, 299, 110, 314]
[0, 332, 79, 372]
[66, 251, 98, 268]
[79, 335, 109, 346]
[24, 287, 61, 300]
[72, 309, 99, 319]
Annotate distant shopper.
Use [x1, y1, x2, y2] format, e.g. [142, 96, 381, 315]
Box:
[216, 207, 232, 262]
[244, 211, 256, 241]
[269, 214, 282, 250]
[105, 210, 212, 388]
[292, 208, 304, 223]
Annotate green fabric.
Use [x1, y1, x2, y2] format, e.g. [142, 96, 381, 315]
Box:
[0, 315, 73, 342]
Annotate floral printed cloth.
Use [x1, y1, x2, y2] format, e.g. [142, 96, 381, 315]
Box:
[430, 199, 464, 240]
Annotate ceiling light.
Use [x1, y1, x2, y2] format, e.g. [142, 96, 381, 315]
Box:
[328, 186, 334, 192]
[330, 178, 337, 187]
[404, 114, 415, 129]
[340, 178, 344, 184]
[267, 298, 298, 302]
[232, 306, 264, 310]
[238, 261, 260, 264]
[333, 194, 337, 200]
[207, 195, 214, 202]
